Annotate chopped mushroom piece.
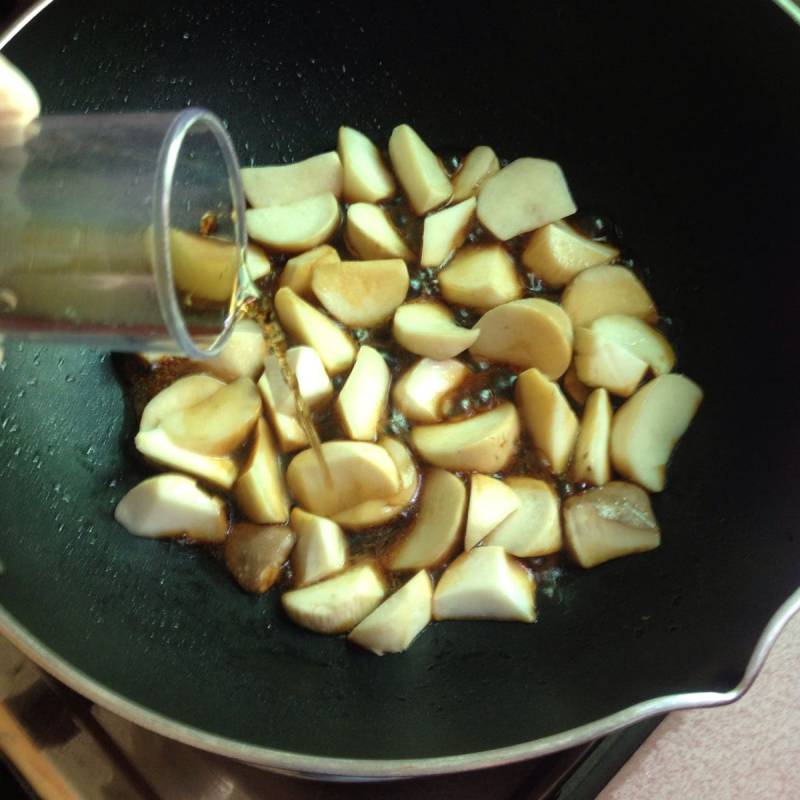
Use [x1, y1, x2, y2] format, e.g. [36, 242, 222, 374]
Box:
[470, 298, 573, 379]
[166, 229, 239, 303]
[286, 441, 401, 517]
[246, 193, 340, 253]
[159, 377, 261, 456]
[589, 315, 676, 376]
[337, 346, 391, 441]
[139, 374, 225, 432]
[570, 388, 612, 486]
[311, 258, 409, 328]
[610, 374, 703, 492]
[338, 125, 396, 203]
[332, 437, 420, 530]
[234, 418, 290, 524]
[562, 363, 590, 407]
[224, 523, 295, 593]
[258, 346, 333, 452]
[521, 221, 619, 288]
[386, 469, 466, 571]
[274, 287, 356, 374]
[420, 197, 477, 268]
[563, 482, 660, 568]
[476, 158, 576, 241]
[349, 571, 433, 655]
[433, 546, 535, 623]
[451, 146, 500, 202]
[0, 54, 40, 126]
[393, 301, 480, 360]
[345, 203, 414, 261]
[388, 124, 452, 215]
[411, 402, 520, 473]
[201, 319, 268, 382]
[392, 357, 469, 423]
[241, 152, 343, 207]
[573, 327, 648, 397]
[483, 477, 561, 557]
[282, 561, 387, 634]
[438, 244, 522, 310]
[279, 245, 340, 299]
[115, 473, 227, 543]
[244, 243, 271, 281]
[290, 508, 348, 587]
[464, 474, 521, 550]
[561, 265, 657, 328]
[134, 428, 238, 489]
[516, 368, 579, 474]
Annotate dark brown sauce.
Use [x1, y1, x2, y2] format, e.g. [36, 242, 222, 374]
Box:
[118, 151, 635, 600]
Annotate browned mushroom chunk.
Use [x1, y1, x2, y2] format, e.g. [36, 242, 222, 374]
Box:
[224, 522, 296, 593]
[563, 482, 660, 568]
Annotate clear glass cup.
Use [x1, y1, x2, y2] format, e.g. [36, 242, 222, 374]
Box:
[0, 108, 248, 359]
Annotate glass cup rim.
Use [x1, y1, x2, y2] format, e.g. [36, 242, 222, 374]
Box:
[151, 107, 247, 360]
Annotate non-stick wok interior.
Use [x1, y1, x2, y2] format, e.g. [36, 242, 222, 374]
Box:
[1, 0, 799, 764]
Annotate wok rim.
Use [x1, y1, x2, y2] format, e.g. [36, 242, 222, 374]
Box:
[2, 0, 800, 781]
[1, 587, 798, 779]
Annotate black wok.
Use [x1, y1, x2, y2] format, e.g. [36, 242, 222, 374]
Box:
[1, 0, 799, 779]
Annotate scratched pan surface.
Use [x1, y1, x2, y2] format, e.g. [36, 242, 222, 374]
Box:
[1, 0, 799, 777]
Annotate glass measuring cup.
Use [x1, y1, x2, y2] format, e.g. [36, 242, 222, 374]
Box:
[0, 108, 248, 359]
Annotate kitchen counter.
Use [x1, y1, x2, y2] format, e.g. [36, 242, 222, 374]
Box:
[599, 608, 800, 799]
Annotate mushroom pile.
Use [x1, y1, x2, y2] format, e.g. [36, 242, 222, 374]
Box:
[115, 124, 703, 655]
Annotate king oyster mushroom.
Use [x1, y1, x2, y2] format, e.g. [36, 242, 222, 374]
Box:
[521, 221, 619, 288]
[410, 402, 520, 473]
[345, 203, 414, 261]
[470, 298, 573, 379]
[338, 125, 396, 203]
[561, 265, 657, 328]
[258, 345, 333, 452]
[290, 508, 348, 587]
[224, 523, 296, 594]
[337, 346, 391, 441]
[311, 258, 409, 328]
[115, 473, 227, 543]
[464, 474, 521, 550]
[393, 301, 480, 360]
[388, 124, 452, 215]
[515, 368, 579, 474]
[476, 158, 576, 240]
[158, 377, 261, 456]
[563, 482, 660, 568]
[610, 374, 703, 492]
[570, 388, 612, 486]
[332, 437, 420, 530]
[246, 193, 341, 253]
[438, 244, 522, 310]
[386, 469, 466, 571]
[451, 145, 500, 201]
[279, 244, 340, 299]
[392, 357, 469, 424]
[348, 571, 433, 655]
[482, 477, 561, 557]
[433, 546, 535, 623]
[282, 561, 387, 634]
[234, 418, 290, 524]
[241, 151, 343, 207]
[420, 197, 476, 268]
[274, 287, 356, 374]
[286, 441, 401, 518]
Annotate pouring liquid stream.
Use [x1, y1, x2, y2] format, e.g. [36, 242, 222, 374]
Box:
[239, 256, 333, 488]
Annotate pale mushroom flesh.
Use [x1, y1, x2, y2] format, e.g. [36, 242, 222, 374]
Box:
[117, 127, 702, 654]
